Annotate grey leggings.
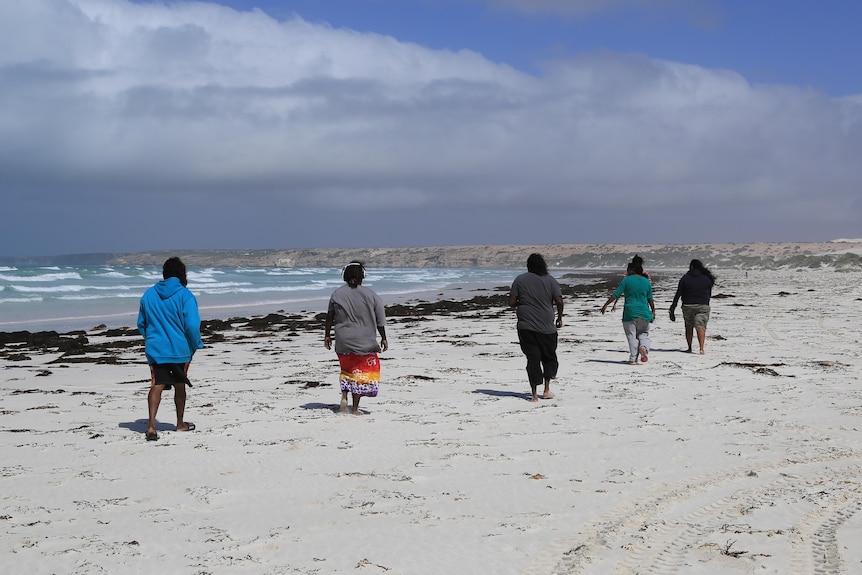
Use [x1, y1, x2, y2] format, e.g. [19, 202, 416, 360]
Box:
[622, 319, 651, 362]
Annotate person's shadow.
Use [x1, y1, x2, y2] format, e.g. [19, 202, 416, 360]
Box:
[300, 402, 365, 414]
[586, 347, 676, 365]
[472, 389, 532, 400]
[119, 419, 173, 434]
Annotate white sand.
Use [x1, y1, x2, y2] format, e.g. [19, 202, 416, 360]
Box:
[1, 268, 861, 575]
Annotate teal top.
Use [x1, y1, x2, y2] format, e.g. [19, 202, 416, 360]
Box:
[612, 274, 654, 322]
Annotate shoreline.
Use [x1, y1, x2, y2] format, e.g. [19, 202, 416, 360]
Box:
[0, 271, 622, 351]
[4, 244, 861, 333]
[0, 269, 624, 337]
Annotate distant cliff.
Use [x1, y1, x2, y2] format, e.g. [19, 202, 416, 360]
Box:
[5, 242, 859, 269]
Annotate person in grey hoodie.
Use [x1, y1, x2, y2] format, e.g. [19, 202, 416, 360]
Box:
[138, 257, 204, 441]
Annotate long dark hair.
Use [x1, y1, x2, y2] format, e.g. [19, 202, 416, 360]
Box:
[342, 260, 365, 288]
[690, 259, 716, 283]
[526, 253, 548, 276]
[162, 257, 188, 287]
[626, 255, 647, 277]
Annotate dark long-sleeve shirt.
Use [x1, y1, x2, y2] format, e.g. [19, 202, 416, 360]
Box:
[671, 269, 713, 307]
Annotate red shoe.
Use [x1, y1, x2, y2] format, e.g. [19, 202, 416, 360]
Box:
[639, 346, 648, 362]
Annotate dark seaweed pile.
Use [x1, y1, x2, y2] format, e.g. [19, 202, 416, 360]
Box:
[0, 272, 621, 366]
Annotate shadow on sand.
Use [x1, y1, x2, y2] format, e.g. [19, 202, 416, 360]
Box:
[472, 388, 532, 400]
[119, 419, 174, 434]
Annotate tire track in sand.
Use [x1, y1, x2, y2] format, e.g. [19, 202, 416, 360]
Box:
[524, 451, 862, 575]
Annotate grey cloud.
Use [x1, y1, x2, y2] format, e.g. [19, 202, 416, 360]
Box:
[1, 0, 861, 255]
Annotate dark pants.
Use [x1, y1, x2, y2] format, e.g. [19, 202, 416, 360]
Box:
[517, 329, 559, 389]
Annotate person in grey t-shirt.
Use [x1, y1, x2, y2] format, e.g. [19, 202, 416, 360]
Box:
[508, 253, 564, 402]
[324, 261, 388, 415]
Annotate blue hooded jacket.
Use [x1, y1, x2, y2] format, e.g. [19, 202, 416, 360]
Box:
[138, 276, 204, 365]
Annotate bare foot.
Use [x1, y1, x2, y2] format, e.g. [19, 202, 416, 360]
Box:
[176, 422, 195, 432]
[530, 396, 539, 403]
[339, 399, 349, 413]
[542, 392, 555, 399]
[351, 409, 364, 416]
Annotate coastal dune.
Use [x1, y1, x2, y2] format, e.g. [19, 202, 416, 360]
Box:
[111, 240, 862, 268]
[7, 240, 862, 268]
[1, 265, 861, 574]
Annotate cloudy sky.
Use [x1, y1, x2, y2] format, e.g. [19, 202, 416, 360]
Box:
[2, 0, 861, 256]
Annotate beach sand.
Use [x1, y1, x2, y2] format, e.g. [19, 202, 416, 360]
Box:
[1, 268, 861, 574]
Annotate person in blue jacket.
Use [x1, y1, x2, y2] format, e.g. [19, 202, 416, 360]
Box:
[138, 257, 204, 441]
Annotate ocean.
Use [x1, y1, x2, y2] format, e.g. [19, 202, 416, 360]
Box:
[0, 265, 536, 333]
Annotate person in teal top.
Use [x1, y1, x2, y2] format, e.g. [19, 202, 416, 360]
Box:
[601, 262, 656, 364]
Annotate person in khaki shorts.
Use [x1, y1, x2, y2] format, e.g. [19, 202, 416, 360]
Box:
[669, 259, 716, 354]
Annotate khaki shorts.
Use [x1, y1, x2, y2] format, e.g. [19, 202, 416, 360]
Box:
[682, 304, 710, 329]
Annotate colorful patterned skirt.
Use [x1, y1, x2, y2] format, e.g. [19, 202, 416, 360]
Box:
[338, 353, 380, 397]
